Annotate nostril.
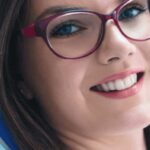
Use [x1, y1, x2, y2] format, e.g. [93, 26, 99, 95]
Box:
[108, 57, 120, 63]
[107, 50, 134, 64]
[129, 52, 133, 56]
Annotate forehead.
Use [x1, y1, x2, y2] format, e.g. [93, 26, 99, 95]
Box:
[30, 0, 123, 8]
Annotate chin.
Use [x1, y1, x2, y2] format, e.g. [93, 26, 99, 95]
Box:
[114, 105, 150, 134]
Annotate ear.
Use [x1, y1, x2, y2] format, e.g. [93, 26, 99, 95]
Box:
[17, 81, 34, 100]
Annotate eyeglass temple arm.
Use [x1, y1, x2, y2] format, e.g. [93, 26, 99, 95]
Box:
[21, 24, 37, 38]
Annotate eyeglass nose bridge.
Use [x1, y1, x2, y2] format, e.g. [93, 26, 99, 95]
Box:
[94, 10, 118, 47]
[98, 10, 118, 25]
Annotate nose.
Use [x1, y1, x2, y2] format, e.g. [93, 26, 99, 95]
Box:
[96, 20, 136, 65]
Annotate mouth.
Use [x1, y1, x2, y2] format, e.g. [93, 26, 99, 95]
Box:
[90, 71, 145, 99]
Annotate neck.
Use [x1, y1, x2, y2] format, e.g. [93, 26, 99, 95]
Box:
[60, 129, 147, 150]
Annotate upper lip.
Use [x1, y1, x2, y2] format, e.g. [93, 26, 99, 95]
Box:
[94, 69, 145, 85]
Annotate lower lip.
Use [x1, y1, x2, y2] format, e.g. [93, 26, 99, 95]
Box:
[92, 76, 144, 99]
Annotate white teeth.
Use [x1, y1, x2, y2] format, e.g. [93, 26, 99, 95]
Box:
[99, 74, 137, 92]
[124, 74, 137, 88]
[107, 82, 115, 91]
[115, 79, 126, 90]
[101, 84, 109, 92]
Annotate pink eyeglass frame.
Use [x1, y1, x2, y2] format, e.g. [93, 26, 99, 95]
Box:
[22, 0, 149, 59]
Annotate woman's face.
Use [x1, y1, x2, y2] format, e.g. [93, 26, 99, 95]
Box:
[20, 0, 150, 138]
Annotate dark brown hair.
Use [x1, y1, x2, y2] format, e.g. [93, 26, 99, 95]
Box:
[0, 0, 150, 149]
[0, 0, 66, 149]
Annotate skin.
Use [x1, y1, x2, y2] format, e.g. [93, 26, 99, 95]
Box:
[20, 0, 150, 149]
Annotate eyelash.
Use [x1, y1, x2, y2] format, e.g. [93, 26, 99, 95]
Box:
[50, 21, 87, 38]
[118, 3, 147, 21]
[48, 2, 148, 38]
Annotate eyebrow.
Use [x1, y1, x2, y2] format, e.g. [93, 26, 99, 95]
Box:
[35, 0, 125, 21]
[35, 6, 85, 21]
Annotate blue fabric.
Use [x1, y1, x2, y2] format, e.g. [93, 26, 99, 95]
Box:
[0, 113, 19, 150]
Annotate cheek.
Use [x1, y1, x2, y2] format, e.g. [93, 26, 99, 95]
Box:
[138, 41, 150, 102]
[20, 38, 91, 126]
[21, 39, 86, 94]
[137, 41, 150, 64]
[20, 39, 150, 136]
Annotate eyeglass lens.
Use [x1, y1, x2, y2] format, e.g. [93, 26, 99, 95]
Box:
[45, 0, 150, 58]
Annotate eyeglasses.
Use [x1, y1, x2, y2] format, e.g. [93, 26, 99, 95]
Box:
[22, 0, 150, 59]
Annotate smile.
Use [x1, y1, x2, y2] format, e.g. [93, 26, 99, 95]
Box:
[90, 71, 145, 99]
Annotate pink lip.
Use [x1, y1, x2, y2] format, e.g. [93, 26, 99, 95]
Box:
[98, 69, 144, 84]
[91, 69, 145, 99]
[96, 77, 144, 99]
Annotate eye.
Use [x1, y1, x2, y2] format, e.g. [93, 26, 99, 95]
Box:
[118, 4, 146, 21]
[50, 21, 87, 38]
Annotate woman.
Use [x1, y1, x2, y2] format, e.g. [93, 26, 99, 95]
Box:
[0, 0, 150, 149]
